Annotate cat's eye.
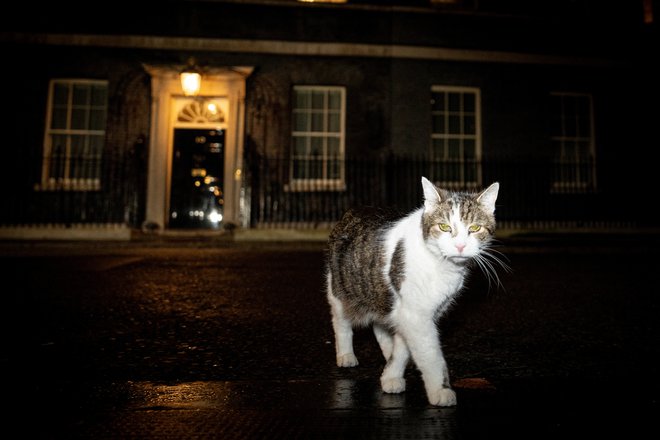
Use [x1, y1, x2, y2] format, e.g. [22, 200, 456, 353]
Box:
[438, 223, 452, 232]
[468, 224, 482, 233]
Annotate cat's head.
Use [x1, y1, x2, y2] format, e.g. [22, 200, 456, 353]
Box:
[420, 176, 499, 262]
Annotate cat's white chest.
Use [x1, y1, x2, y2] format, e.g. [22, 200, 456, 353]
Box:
[383, 210, 467, 317]
[400, 256, 464, 314]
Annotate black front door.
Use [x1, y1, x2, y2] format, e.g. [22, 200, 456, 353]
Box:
[169, 128, 225, 229]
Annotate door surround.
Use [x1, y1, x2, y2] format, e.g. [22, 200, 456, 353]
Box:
[142, 64, 253, 232]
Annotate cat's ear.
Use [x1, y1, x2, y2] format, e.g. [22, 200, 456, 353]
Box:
[421, 176, 441, 211]
[477, 182, 499, 215]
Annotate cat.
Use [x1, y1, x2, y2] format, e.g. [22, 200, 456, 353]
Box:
[325, 176, 502, 406]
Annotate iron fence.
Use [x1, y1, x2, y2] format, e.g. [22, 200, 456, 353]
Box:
[245, 154, 637, 230]
[0, 153, 640, 231]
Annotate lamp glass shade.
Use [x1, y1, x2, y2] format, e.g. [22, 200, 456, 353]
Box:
[180, 71, 202, 96]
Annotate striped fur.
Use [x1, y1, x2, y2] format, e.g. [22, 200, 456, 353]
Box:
[326, 177, 500, 406]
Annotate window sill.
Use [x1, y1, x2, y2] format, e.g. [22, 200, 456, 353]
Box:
[35, 179, 101, 192]
[284, 180, 346, 192]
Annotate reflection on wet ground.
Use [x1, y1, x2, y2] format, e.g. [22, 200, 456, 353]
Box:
[2, 241, 659, 438]
[31, 375, 658, 439]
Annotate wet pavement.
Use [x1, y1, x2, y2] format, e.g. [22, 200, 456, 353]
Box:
[1, 236, 658, 439]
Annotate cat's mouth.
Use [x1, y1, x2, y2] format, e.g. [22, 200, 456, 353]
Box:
[448, 255, 471, 263]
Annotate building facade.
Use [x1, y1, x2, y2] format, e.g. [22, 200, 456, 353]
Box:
[1, 0, 657, 238]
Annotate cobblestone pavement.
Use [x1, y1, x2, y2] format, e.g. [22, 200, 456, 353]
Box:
[1, 237, 658, 439]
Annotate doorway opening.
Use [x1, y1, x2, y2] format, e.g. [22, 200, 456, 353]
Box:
[143, 65, 252, 232]
[169, 128, 225, 229]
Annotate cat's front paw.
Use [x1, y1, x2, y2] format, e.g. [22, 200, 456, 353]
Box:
[381, 377, 406, 394]
[336, 353, 359, 367]
[428, 387, 457, 407]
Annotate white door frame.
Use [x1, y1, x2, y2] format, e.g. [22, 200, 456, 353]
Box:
[142, 64, 253, 232]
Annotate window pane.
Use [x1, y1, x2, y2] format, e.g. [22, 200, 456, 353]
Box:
[328, 158, 340, 179]
[578, 141, 591, 159]
[448, 115, 461, 134]
[448, 93, 460, 111]
[327, 137, 340, 157]
[430, 88, 480, 185]
[311, 112, 324, 132]
[295, 90, 311, 109]
[310, 137, 323, 156]
[563, 113, 577, 137]
[327, 112, 340, 132]
[44, 80, 108, 188]
[294, 111, 309, 131]
[70, 134, 85, 156]
[70, 135, 85, 178]
[50, 135, 66, 171]
[464, 139, 476, 158]
[50, 135, 67, 179]
[310, 157, 323, 179]
[328, 91, 341, 109]
[72, 84, 90, 106]
[464, 115, 476, 134]
[89, 135, 104, 180]
[448, 138, 460, 158]
[312, 91, 324, 109]
[550, 93, 595, 188]
[290, 86, 345, 186]
[465, 162, 477, 182]
[447, 163, 459, 181]
[576, 107, 591, 137]
[71, 108, 89, 130]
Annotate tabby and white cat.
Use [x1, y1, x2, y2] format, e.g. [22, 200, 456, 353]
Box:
[325, 177, 502, 406]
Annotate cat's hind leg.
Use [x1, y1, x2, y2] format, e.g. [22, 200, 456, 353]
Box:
[373, 323, 394, 360]
[380, 332, 409, 394]
[327, 274, 358, 367]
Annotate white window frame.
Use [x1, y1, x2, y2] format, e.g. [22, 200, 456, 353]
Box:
[38, 79, 108, 191]
[550, 92, 597, 192]
[429, 85, 482, 189]
[288, 85, 346, 192]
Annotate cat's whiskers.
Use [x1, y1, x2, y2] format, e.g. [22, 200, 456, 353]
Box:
[327, 177, 502, 407]
[473, 244, 511, 291]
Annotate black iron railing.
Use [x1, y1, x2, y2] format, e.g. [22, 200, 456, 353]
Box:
[0, 153, 639, 231]
[245, 154, 634, 230]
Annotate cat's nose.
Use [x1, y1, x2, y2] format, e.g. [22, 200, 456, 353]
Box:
[455, 243, 466, 253]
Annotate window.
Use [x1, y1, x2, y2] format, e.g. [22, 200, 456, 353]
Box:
[39, 79, 108, 191]
[289, 86, 345, 191]
[429, 86, 481, 188]
[550, 92, 596, 191]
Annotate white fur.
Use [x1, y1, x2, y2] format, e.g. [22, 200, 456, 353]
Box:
[328, 207, 467, 406]
[380, 207, 465, 406]
[328, 178, 500, 407]
[434, 206, 482, 259]
[327, 279, 359, 367]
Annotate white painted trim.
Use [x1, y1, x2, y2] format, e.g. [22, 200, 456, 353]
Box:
[3, 32, 616, 66]
[142, 64, 253, 231]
